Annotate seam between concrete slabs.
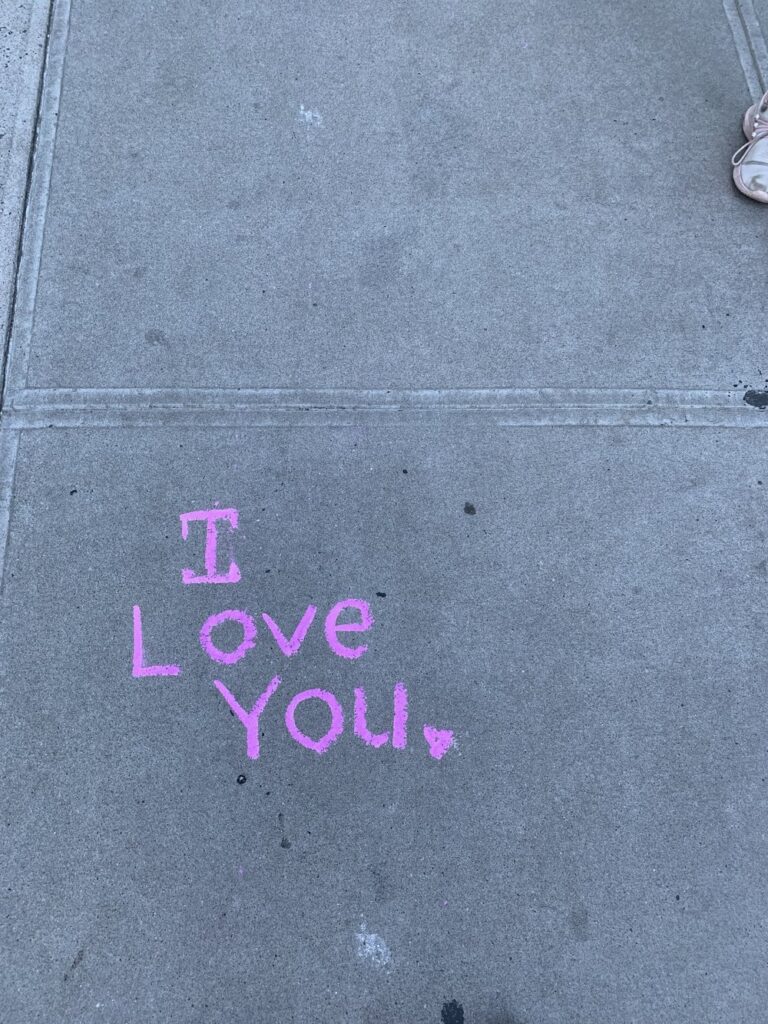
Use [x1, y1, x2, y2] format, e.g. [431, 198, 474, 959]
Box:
[1, 386, 767, 428]
[724, 0, 768, 95]
[0, 0, 54, 402]
[1, 0, 70, 405]
[0, 0, 62, 591]
[0, 426, 19, 594]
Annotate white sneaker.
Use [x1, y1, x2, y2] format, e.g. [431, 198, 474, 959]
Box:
[733, 90, 768, 202]
[743, 89, 768, 139]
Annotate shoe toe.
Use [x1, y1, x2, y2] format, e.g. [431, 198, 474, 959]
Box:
[734, 135, 768, 201]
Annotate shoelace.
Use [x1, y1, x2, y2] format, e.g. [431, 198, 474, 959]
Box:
[733, 88, 768, 166]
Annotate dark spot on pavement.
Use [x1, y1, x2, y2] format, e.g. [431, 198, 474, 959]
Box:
[376, 591, 386, 597]
[568, 904, 589, 941]
[280, 837, 292, 849]
[463, 502, 476, 515]
[402, 468, 408, 474]
[359, 233, 405, 289]
[64, 947, 84, 980]
[144, 328, 167, 347]
[744, 390, 768, 408]
[278, 813, 284, 826]
[69, 488, 77, 495]
[441, 1001, 464, 1024]
[237, 774, 247, 785]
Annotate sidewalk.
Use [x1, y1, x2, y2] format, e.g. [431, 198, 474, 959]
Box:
[2, 2, 768, 1022]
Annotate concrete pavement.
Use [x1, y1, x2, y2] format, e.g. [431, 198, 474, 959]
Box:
[2, 2, 768, 1022]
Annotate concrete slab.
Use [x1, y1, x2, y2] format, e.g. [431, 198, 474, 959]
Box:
[16, 0, 768, 391]
[2, 424, 767, 1023]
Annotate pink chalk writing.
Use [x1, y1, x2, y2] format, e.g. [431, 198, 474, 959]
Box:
[130, 507, 457, 766]
[392, 682, 408, 749]
[353, 687, 390, 748]
[132, 605, 181, 677]
[352, 683, 409, 749]
[423, 725, 455, 760]
[213, 675, 281, 759]
[199, 609, 258, 665]
[180, 508, 241, 585]
[211, 678, 456, 761]
[262, 604, 317, 656]
[285, 688, 344, 754]
[324, 599, 374, 660]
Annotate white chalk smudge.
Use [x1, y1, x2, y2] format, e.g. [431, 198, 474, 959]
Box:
[356, 919, 392, 969]
[299, 104, 323, 126]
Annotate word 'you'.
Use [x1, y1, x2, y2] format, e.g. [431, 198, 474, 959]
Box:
[131, 508, 455, 764]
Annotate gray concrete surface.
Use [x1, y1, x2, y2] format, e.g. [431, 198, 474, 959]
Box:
[16, 0, 768, 390]
[2, 2, 768, 1023]
[3, 426, 768, 1024]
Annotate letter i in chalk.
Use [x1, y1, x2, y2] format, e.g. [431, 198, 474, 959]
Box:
[180, 507, 241, 584]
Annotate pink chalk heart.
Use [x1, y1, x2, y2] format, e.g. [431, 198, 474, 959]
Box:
[423, 725, 454, 760]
